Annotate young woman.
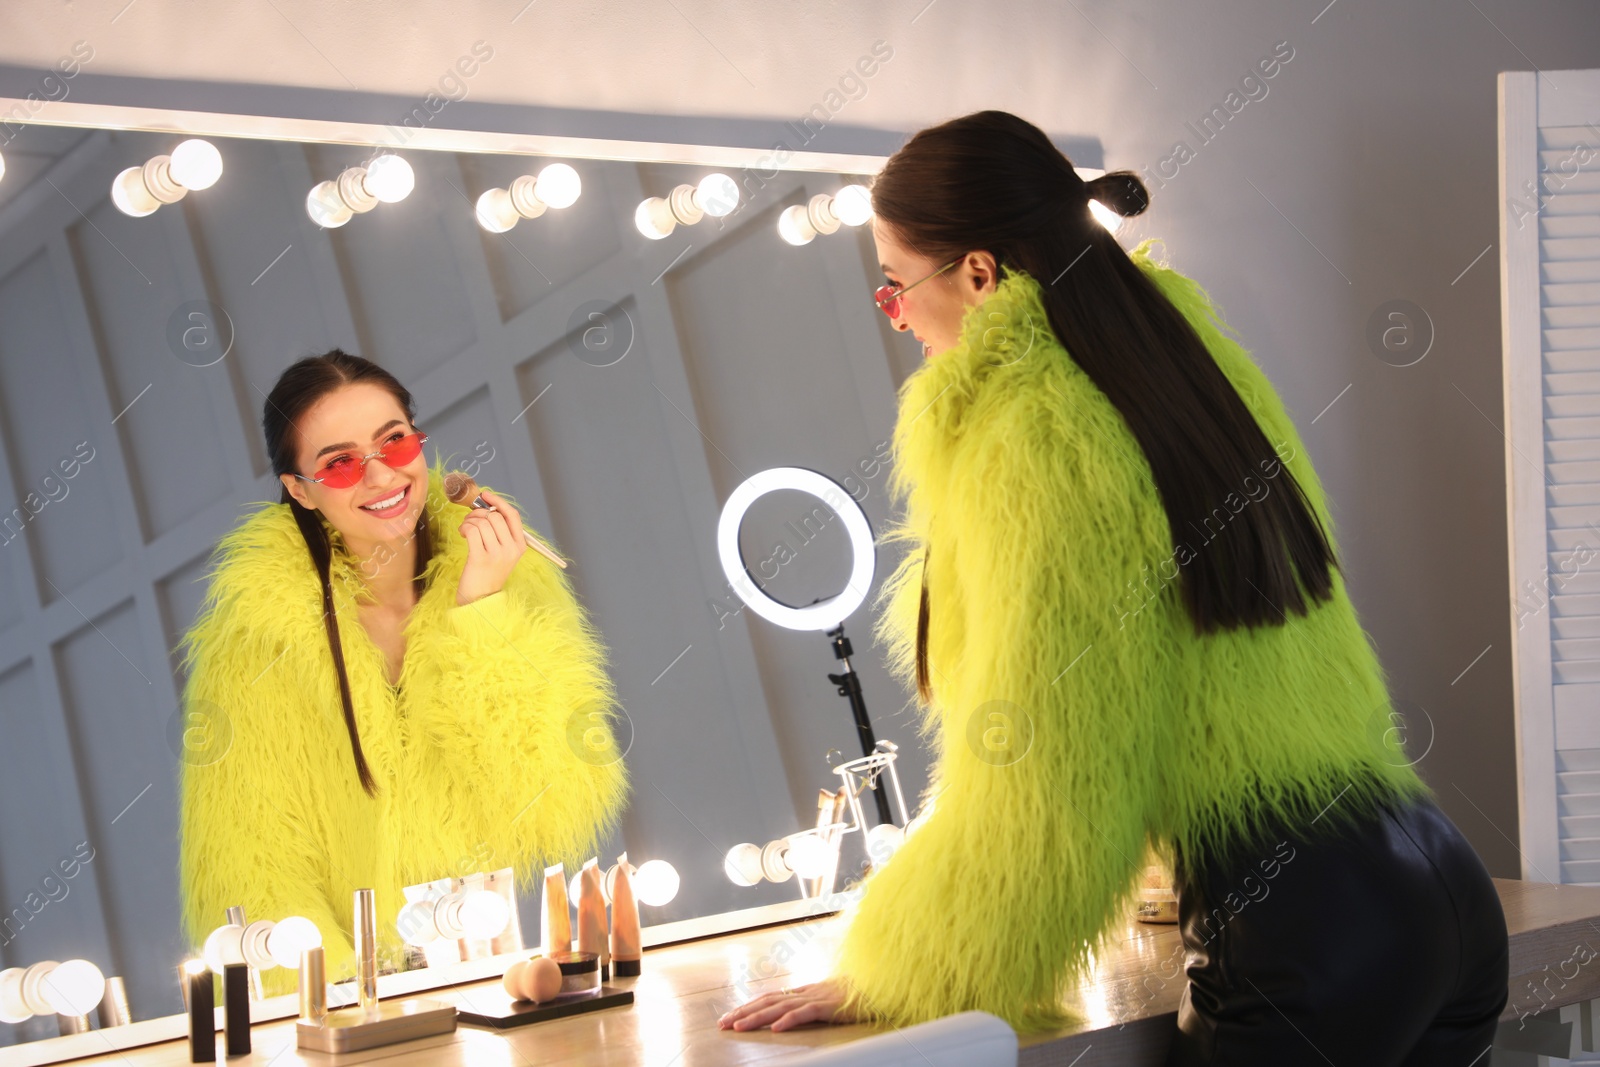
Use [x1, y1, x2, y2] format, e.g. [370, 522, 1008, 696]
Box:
[719, 111, 1508, 1064]
[177, 351, 628, 992]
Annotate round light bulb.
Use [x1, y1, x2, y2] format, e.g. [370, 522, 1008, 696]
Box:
[633, 859, 679, 907]
[41, 960, 104, 1017]
[777, 204, 816, 246]
[786, 834, 832, 880]
[268, 916, 322, 970]
[1088, 198, 1122, 234]
[694, 173, 739, 218]
[397, 900, 440, 947]
[833, 184, 873, 226]
[0, 968, 31, 1024]
[364, 154, 415, 203]
[168, 139, 223, 191]
[475, 188, 519, 233]
[203, 923, 246, 974]
[866, 822, 906, 863]
[724, 843, 764, 887]
[111, 167, 160, 217]
[459, 889, 511, 939]
[569, 869, 585, 904]
[306, 181, 352, 228]
[534, 163, 581, 209]
[0, 151, 8, 184]
[634, 197, 676, 239]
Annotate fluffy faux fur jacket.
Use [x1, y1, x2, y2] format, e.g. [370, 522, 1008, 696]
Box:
[176, 466, 628, 993]
[831, 239, 1431, 1033]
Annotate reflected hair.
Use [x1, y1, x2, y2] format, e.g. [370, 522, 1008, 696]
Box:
[262, 349, 432, 796]
[872, 111, 1338, 705]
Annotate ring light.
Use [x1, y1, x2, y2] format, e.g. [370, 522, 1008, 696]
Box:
[716, 467, 875, 631]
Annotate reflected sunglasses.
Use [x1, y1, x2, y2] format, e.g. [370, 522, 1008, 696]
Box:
[295, 431, 429, 489]
[873, 256, 964, 318]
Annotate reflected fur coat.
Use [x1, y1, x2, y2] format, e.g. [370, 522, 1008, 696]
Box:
[176, 467, 628, 992]
[831, 239, 1431, 1033]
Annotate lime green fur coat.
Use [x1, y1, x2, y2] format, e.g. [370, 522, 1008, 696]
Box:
[177, 466, 628, 993]
[832, 240, 1431, 1033]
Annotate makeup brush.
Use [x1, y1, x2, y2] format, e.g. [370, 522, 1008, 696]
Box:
[443, 471, 568, 569]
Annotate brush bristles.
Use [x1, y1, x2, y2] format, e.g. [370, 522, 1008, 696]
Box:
[443, 471, 478, 504]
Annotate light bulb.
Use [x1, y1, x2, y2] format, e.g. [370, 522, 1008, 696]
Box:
[169, 139, 223, 190]
[398, 900, 440, 947]
[866, 822, 906, 863]
[1088, 198, 1122, 234]
[694, 173, 739, 218]
[634, 197, 676, 239]
[364, 154, 415, 203]
[0, 968, 30, 1024]
[306, 181, 352, 228]
[786, 834, 832, 880]
[534, 163, 581, 209]
[203, 923, 246, 974]
[459, 889, 511, 939]
[18, 962, 58, 1018]
[41, 960, 104, 1017]
[778, 204, 816, 246]
[569, 869, 585, 904]
[111, 167, 160, 217]
[724, 843, 764, 887]
[0, 151, 7, 184]
[475, 188, 519, 233]
[833, 184, 873, 226]
[633, 859, 679, 907]
[268, 916, 322, 970]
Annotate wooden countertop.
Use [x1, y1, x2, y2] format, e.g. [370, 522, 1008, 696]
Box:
[46, 877, 1600, 1067]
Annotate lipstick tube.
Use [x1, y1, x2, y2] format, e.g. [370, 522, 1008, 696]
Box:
[223, 963, 250, 1055]
[354, 888, 378, 1014]
[298, 946, 326, 1025]
[182, 960, 214, 1063]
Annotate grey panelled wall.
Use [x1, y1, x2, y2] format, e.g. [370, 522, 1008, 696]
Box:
[0, 127, 927, 1042]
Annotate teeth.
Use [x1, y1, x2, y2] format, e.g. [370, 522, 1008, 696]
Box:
[361, 488, 406, 511]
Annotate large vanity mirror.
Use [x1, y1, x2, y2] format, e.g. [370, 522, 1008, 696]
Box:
[0, 110, 1103, 1059]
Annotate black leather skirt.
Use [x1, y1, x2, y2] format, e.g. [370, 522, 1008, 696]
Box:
[1164, 790, 1509, 1067]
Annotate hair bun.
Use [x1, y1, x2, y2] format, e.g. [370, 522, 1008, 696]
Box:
[1085, 170, 1150, 218]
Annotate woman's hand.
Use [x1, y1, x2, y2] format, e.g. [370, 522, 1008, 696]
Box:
[456, 488, 527, 606]
[717, 977, 857, 1032]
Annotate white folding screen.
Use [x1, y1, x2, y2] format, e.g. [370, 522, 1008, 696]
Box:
[1501, 68, 1600, 888]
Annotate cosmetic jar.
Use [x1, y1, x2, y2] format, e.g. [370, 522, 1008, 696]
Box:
[550, 951, 601, 997]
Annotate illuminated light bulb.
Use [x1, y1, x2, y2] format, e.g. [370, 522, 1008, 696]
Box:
[786, 833, 832, 880]
[169, 138, 223, 191]
[569, 868, 585, 904]
[459, 889, 511, 940]
[778, 204, 817, 246]
[0, 967, 28, 1024]
[833, 184, 873, 226]
[18, 962, 59, 1017]
[111, 167, 161, 217]
[1088, 198, 1122, 234]
[203, 923, 246, 974]
[0, 151, 7, 184]
[268, 916, 322, 970]
[634, 197, 676, 240]
[41, 960, 104, 1017]
[475, 187, 519, 234]
[306, 181, 352, 228]
[533, 163, 581, 209]
[397, 900, 440, 947]
[694, 172, 739, 218]
[632, 859, 679, 907]
[364, 153, 415, 203]
[866, 822, 906, 863]
[724, 843, 764, 887]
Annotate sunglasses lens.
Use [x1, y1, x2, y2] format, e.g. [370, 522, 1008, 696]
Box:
[874, 285, 900, 318]
[379, 432, 425, 469]
[316, 458, 363, 488]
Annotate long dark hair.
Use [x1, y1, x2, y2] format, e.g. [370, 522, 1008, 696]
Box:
[874, 111, 1339, 703]
[262, 350, 432, 796]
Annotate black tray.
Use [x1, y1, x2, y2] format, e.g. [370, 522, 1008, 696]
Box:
[455, 985, 634, 1029]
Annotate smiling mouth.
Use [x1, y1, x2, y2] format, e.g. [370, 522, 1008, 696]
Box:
[359, 485, 410, 514]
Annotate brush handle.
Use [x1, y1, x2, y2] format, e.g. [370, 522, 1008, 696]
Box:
[470, 494, 568, 569]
